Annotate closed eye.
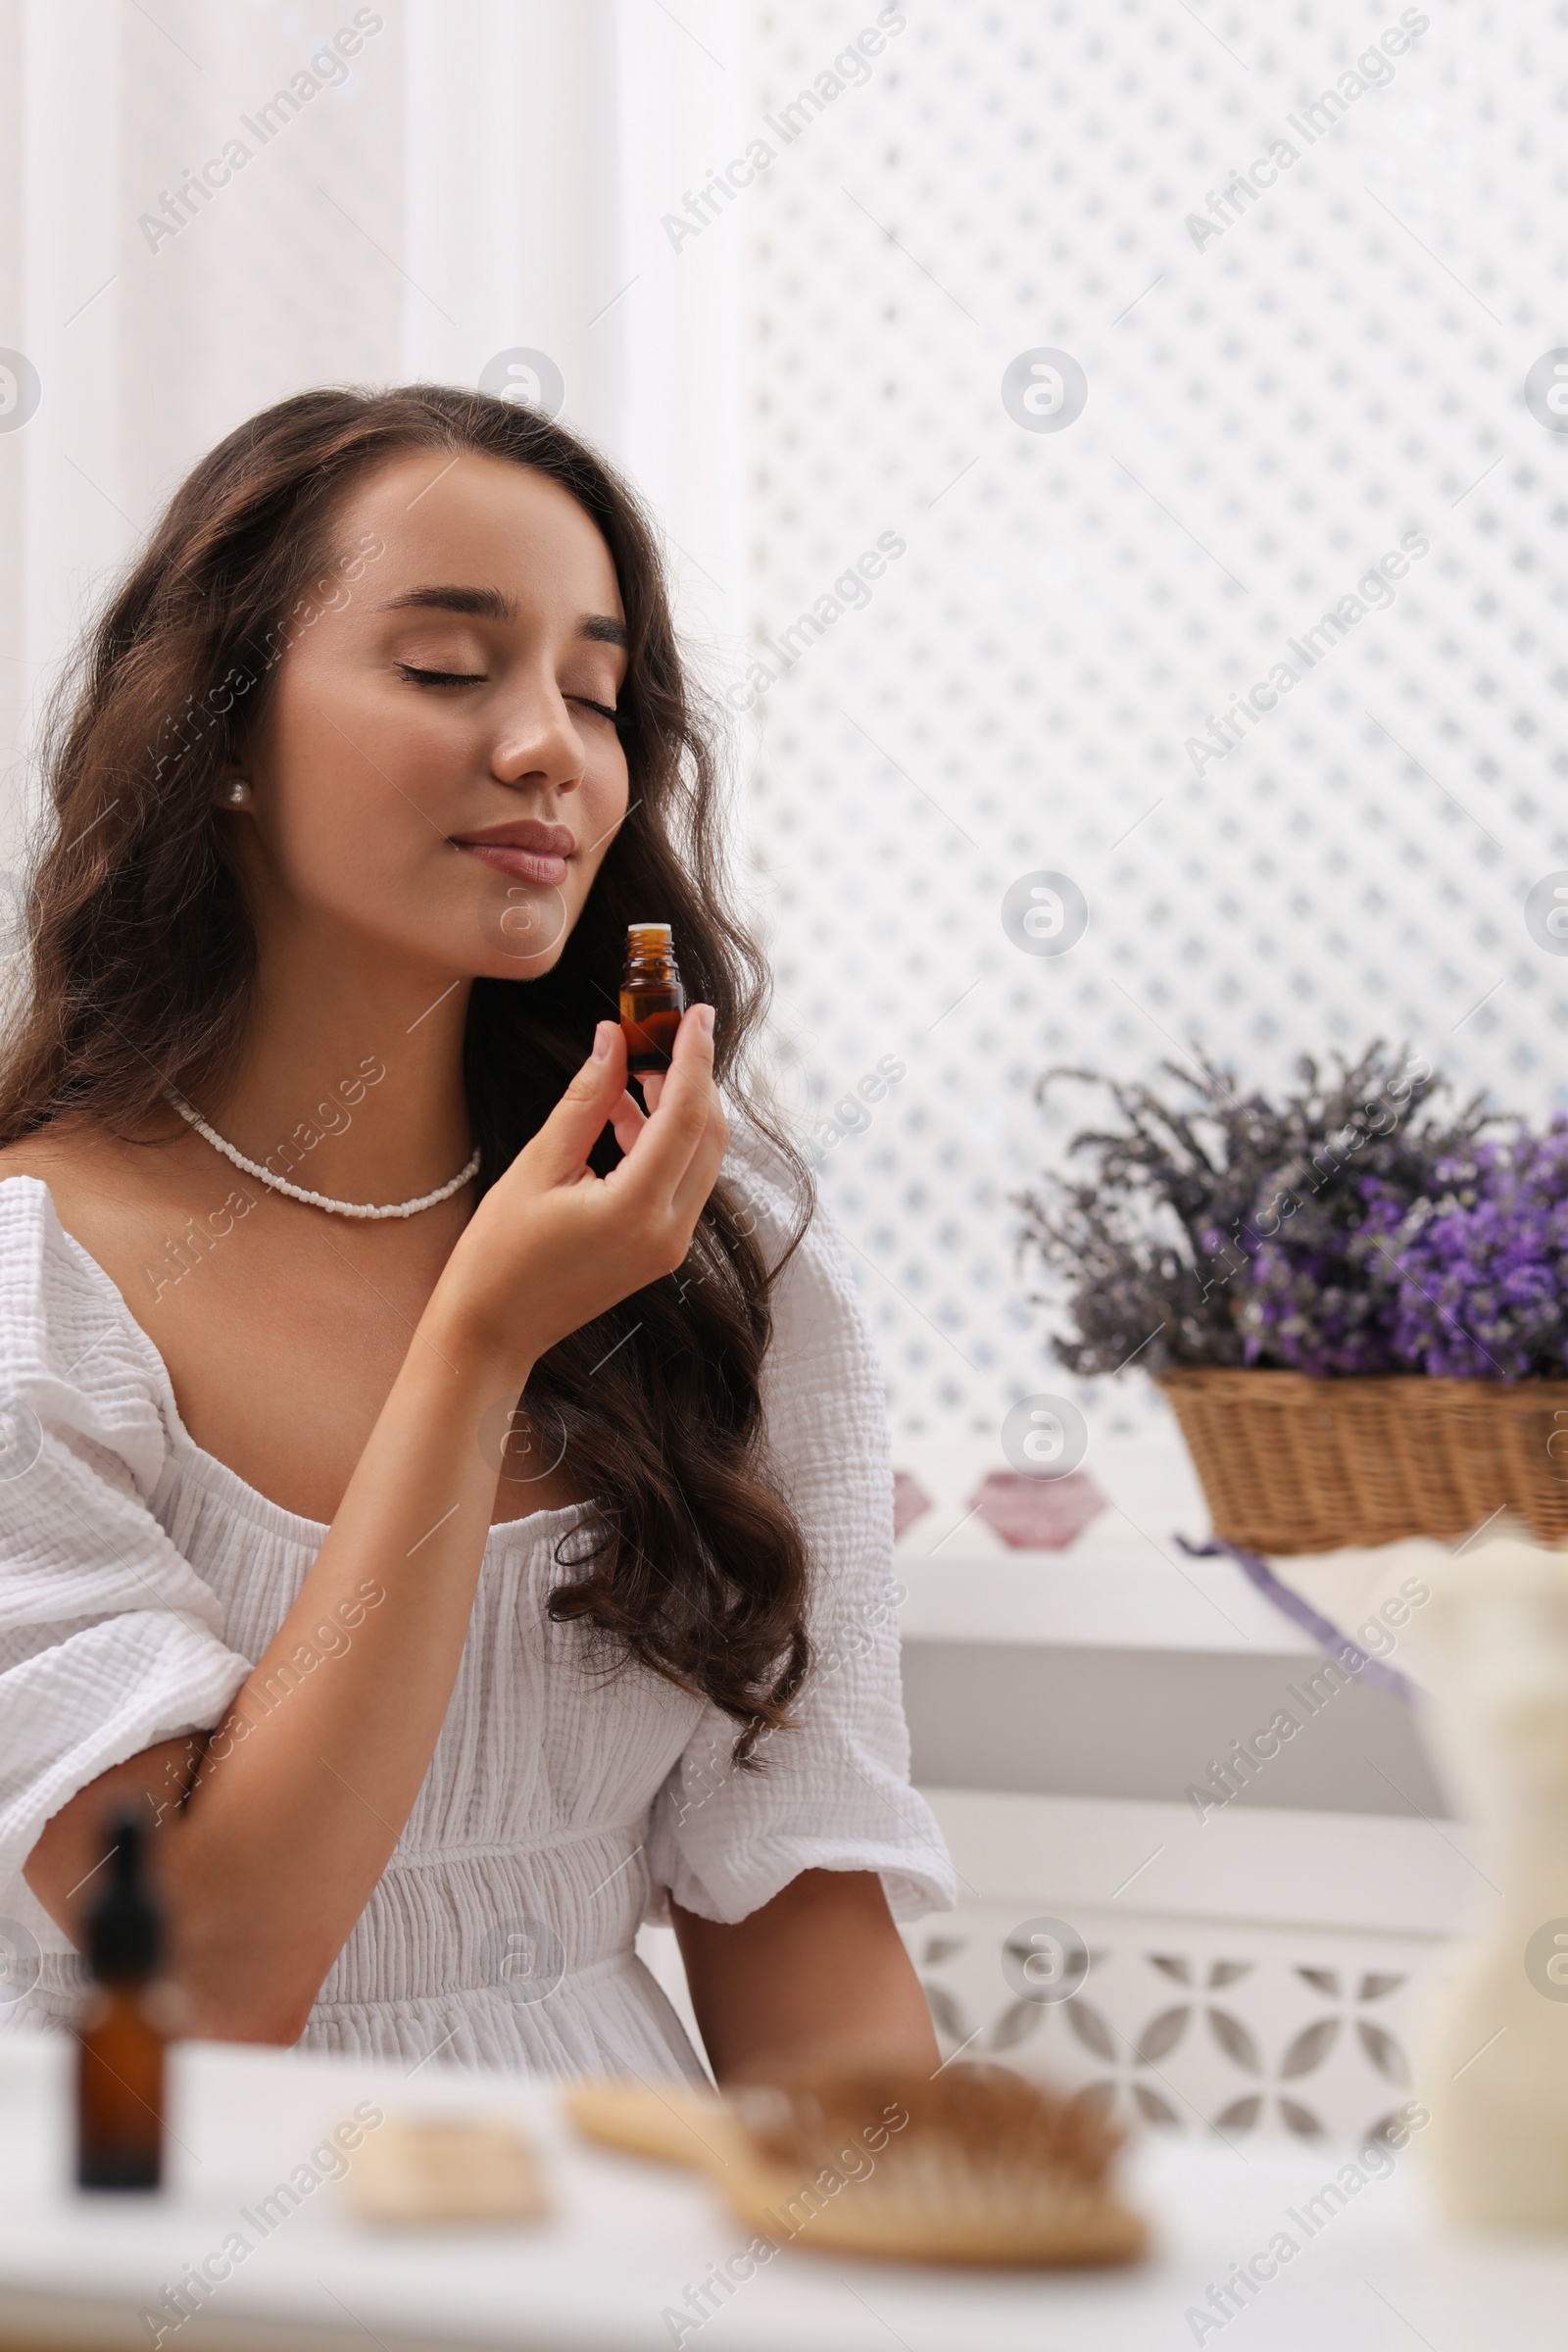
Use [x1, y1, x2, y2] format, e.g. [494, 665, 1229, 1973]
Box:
[397, 662, 486, 687]
[397, 663, 617, 723]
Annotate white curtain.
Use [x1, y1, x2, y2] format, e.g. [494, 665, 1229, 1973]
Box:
[0, 0, 746, 840]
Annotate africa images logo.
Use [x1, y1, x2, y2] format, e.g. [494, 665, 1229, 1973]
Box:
[1185, 532, 1430, 779]
[136, 11, 385, 252]
[1181, 11, 1432, 256]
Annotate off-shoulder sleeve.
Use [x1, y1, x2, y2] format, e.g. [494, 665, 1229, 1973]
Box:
[644, 1116, 956, 1927]
[0, 1178, 254, 1893]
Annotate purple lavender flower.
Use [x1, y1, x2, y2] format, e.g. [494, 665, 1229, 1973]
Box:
[1240, 1174, 1416, 1376]
[1015, 1043, 1494, 1379]
[1384, 1123, 1568, 1381]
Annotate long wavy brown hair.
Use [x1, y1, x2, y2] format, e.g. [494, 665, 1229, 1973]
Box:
[0, 384, 816, 1763]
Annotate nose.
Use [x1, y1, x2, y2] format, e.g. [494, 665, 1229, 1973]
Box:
[489, 678, 584, 795]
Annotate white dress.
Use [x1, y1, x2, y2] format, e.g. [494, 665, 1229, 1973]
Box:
[0, 1119, 955, 2079]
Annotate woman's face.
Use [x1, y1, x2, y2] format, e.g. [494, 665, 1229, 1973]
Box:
[233, 448, 631, 982]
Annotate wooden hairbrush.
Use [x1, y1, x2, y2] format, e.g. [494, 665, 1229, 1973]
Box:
[565, 2061, 1147, 2268]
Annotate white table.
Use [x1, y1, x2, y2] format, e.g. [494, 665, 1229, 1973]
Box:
[0, 2034, 1562, 2350]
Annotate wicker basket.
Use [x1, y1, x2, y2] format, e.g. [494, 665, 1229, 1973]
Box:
[1156, 1367, 1568, 1554]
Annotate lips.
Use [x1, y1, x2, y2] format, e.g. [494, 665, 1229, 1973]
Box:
[452, 819, 575, 891]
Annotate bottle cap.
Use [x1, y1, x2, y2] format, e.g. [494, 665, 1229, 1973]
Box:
[85, 1813, 163, 1984]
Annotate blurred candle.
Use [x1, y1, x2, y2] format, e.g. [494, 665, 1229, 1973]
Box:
[1409, 1530, 1568, 2229]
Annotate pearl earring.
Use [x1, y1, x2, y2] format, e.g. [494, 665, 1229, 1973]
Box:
[220, 778, 252, 808]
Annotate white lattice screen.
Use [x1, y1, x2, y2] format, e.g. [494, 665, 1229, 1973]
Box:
[738, 0, 1568, 1483]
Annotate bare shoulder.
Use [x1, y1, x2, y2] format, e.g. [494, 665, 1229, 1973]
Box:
[0, 1117, 146, 1205]
[0, 1111, 248, 1384]
[0, 1122, 90, 1199]
[0, 1118, 198, 1274]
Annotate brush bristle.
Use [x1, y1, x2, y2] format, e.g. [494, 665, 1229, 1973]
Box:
[729, 2060, 1125, 2196]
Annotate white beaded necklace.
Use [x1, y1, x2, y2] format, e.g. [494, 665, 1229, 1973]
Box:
[164, 1090, 480, 1220]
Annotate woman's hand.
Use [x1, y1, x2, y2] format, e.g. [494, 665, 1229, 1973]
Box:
[430, 1004, 727, 1380]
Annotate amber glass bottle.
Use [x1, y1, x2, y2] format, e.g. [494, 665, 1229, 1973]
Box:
[76, 1814, 167, 2190]
[619, 923, 685, 1075]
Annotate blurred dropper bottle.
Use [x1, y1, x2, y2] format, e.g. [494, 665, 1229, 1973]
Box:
[619, 923, 685, 1076]
[76, 1813, 167, 2190]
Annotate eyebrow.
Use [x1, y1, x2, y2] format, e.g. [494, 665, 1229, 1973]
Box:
[379, 585, 628, 648]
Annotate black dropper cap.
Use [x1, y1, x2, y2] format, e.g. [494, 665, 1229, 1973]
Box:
[85, 1813, 163, 1984]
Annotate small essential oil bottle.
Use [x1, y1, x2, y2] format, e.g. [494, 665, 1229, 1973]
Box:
[75, 1813, 168, 2191]
[620, 922, 686, 1075]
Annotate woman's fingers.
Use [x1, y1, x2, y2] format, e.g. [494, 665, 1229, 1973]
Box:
[607, 1089, 646, 1159]
[532, 1021, 632, 1181]
[669, 1111, 730, 1231]
[666, 1012, 731, 1228]
[610, 1005, 717, 1201]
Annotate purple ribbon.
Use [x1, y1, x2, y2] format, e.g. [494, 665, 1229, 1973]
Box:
[1176, 1535, 1416, 1702]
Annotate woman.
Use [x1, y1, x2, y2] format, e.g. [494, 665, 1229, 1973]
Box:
[0, 386, 953, 2082]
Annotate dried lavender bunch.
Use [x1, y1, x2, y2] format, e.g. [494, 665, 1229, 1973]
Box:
[1015, 1043, 1493, 1379]
[1014, 1050, 1282, 1375]
[1384, 1122, 1568, 1380]
[1238, 1054, 1494, 1375]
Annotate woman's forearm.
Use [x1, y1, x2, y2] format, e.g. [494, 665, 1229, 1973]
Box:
[25, 1305, 531, 2041]
[671, 1869, 939, 2082]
